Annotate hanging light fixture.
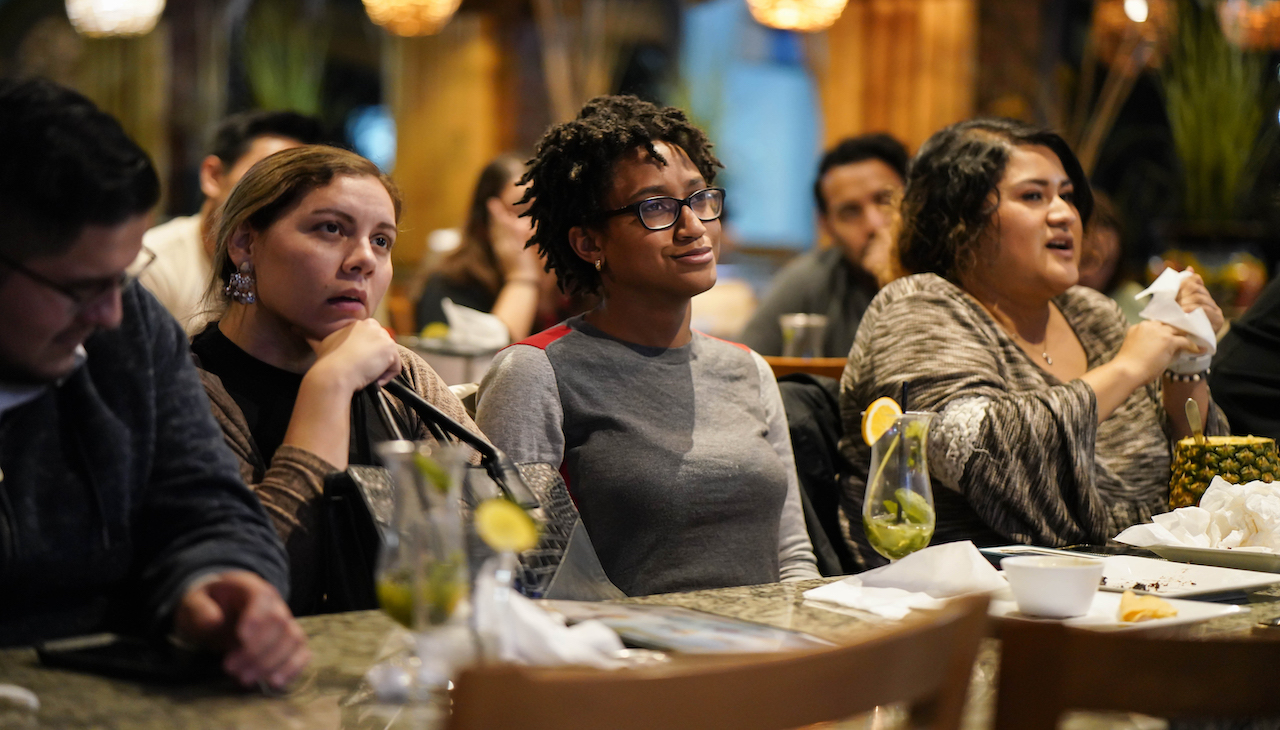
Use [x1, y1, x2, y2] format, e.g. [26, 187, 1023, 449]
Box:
[363, 0, 462, 36]
[65, 0, 166, 37]
[746, 0, 848, 32]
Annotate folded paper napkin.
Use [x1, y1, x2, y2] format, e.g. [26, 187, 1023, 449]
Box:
[1135, 267, 1217, 374]
[1115, 477, 1280, 551]
[472, 558, 626, 669]
[803, 541, 1006, 619]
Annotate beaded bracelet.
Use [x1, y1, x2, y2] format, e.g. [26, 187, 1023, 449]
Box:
[1164, 367, 1210, 383]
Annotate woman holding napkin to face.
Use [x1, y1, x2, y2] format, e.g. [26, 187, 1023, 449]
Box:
[838, 118, 1229, 569]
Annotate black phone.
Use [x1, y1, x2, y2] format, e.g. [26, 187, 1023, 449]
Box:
[36, 633, 223, 684]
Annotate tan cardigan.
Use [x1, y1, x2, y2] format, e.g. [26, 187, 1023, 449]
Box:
[197, 344, 481, 609]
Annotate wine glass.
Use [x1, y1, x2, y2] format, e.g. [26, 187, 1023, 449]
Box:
[862, 412, 936, 561]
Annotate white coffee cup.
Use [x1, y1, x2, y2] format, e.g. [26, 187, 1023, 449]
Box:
[1000, 556, 1104, 618]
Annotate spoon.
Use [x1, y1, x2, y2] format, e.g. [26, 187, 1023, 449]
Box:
[1185, 398, 1205, 446]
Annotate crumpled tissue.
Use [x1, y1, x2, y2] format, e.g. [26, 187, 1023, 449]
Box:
[471, 556, 626, 669]
[803, 541, 1006, 619]
[1135, 267, 1217, 374]
[441, 298, 511, 350]
[364, 558, 627, 703]
[1115, 476, 1280, 552]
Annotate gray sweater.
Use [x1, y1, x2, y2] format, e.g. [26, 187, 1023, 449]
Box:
[476, 316, 818, 596]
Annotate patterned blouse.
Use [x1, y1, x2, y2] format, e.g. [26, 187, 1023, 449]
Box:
[837, 274, 1228, 569]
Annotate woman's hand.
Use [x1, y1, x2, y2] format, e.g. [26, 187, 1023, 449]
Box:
[488, 197, 540, 283]
[285, 320, 401, 469]
[1177, 267, 1225, 334]
[1113, 320, 1200, 384]
[1082, 320, 1199, 424]
[308, 319, 402, 393]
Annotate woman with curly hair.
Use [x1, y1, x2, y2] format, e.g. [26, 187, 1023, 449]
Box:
[475, 95, 818, 596]
[838, 118, 1228, 569]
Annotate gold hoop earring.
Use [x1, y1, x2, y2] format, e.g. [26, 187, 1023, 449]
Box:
[594, 259, 603, 272]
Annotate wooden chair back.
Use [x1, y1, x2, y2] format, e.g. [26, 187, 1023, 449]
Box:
[448, 594, 989, 730]
[995, 617, 1280, 729]
[763, 355, 848, 380]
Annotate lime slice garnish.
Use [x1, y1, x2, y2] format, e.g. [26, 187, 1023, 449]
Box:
[474, 498, 539, 552]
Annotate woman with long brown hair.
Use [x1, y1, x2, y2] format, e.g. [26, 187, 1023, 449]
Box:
[414, 155, 547, 341]
[193, 145, 479, 614]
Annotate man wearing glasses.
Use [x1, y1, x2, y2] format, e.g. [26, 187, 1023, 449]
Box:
[0, 78, 309, 691]
[739, 134, 909, 358]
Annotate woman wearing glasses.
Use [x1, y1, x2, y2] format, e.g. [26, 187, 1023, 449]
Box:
[476, 95, 818, 596]
[192, 145, 478, 614]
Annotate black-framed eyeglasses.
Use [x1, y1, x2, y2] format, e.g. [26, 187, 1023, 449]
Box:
[0, 246, 157, 311]
[597, 187, 726, 231]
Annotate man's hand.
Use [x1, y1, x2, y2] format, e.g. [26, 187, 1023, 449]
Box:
[173, 571, 311, 690]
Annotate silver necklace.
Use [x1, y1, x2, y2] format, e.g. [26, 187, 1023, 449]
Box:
[1008, 329, 1052, 366]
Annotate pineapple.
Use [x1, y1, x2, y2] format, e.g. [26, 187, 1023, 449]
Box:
[1169, 436, 1279, 508]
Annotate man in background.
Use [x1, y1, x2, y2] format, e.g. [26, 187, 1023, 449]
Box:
[142, 110, 322, 333]
[739, 134, 908, 358]
[0, 78, 308, 690]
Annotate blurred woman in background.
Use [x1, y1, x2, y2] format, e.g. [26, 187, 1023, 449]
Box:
[413, 155, 547, 341]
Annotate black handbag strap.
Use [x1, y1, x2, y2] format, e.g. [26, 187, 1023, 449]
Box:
[381, 380, 538, 509]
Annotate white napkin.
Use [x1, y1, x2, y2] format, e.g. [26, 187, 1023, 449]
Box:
[1134, 267, 1217, 374]
[1115, 477, 1280, 551]
[803, 541, 1006, 619]
[472, 557, 626, 669]
[442, 298, 511, 349]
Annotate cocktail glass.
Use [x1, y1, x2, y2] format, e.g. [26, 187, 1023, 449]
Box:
[862, 412, 936, 562]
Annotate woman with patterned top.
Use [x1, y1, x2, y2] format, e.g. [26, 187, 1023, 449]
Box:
[838, 118, 1228, 569]
[476, 95, 819, 596]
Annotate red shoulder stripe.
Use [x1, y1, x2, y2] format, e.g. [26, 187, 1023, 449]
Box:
[695, 330, 751, 352]
[508, 323, 573, 351]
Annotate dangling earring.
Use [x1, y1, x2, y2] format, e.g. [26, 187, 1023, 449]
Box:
[594, 259, 603, 272]
[224, 261, 256, 304]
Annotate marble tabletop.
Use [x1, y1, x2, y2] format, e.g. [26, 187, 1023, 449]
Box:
[3, 578, 1279, 730]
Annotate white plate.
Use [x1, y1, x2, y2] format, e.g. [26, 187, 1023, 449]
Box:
[989, 589, 1244, 631]
[1098, 555, 1280, 597]
[1145, 544, 1280, 574]
[982, 545, 1280, 597]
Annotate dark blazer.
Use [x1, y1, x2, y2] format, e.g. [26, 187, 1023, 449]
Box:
[0, 284, 288, 646]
